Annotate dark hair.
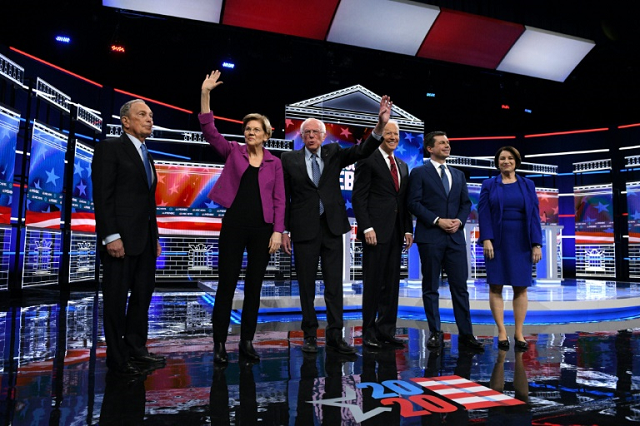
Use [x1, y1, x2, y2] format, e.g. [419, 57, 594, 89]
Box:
[242, 113, 272, 139]
[494, 146, 522, 169]
[424, 131, 447, 155]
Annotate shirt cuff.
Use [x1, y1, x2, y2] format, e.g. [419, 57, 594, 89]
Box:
[371, 130, 383, 141]
[363, 227, 374, 234]
[103, 233, 121, 245]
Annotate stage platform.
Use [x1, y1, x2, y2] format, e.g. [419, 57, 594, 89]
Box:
[199, 278, 640, 325]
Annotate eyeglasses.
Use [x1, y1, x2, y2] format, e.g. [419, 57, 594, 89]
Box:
[244, 127, 263, 134]
[302, 129, 324, 136]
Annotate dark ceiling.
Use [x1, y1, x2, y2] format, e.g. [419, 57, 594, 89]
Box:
[1, 0, 639, 138]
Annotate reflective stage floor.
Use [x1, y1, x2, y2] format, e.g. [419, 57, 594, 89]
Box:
[2, 280, 640, 425]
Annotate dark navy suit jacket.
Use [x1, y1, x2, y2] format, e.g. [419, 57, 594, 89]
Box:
[407, 161, 471, 245]
[477, 174, 543, 248]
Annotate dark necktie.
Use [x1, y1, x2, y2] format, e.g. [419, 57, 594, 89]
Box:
[311, 154, 324, 215]
[440, 164, 449, 196]
[140, 143, 152, 188]
[389, 155, 399, 192]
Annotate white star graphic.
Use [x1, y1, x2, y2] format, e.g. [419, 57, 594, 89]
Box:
[46, 168, 60, 186]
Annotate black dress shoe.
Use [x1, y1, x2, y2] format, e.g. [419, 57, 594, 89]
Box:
[363, 337, 383, 349]
[497, 338, 510, 351]
[214, 342, 228, 364]
[514, 337, 528, 352]
[131, 353, 166, 365]
[113, 361, 142, 377]
[459, 334, 485, 352]
[380, 335, 405, 348]
[427, 331, 443, 349]
[301, 337, 318, 353]
[326, 339, 356, 354]
[239, 340, 260, 361]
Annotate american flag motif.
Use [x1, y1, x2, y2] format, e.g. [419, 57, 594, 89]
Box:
[411, 375, 526, 410]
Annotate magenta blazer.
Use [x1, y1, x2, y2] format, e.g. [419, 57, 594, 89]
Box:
[199, 112, 285, 233]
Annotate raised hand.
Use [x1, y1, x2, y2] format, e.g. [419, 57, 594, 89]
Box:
[373, 95, 393, 134]
[202, 70, 224, 93]
[378, 95, 393, 125]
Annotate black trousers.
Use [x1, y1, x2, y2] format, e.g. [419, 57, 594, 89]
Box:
[213, 222, 273, 342]
[361, 221, 403, 341]
[293, 214, 344, 343]
[100, 236, 156, 369]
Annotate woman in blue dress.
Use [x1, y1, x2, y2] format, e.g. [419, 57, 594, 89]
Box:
[478, 146, 542, 351]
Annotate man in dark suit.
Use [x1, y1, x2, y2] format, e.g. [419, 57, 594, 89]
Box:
[407, 131, 483, 352]
[352, 120, 413, 349]
[281, 96, 392, 355]
[92, 99, 165, 376]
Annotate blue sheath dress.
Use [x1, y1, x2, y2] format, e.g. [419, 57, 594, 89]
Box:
[486, 182, 532, 287]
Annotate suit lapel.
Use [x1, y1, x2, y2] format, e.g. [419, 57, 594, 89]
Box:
[121, 134, 151, 189]
[397, 157, 409, 191]
[428, 162, 448, 197]
[373, 150, 395, 190]
[296, 148, 314, 186]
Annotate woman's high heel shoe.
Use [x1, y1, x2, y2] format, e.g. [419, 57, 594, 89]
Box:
[497, 338, 510, 351]
[514, 337, 528, 352]
[214, 342, 228, 364]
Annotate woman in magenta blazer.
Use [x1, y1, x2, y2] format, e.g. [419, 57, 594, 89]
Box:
[199, 70, 285, 364]
[478, 146, 542, 352]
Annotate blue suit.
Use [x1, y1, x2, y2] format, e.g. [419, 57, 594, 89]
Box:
[478, 174, 542, 249]
[407, 161, 473, 335]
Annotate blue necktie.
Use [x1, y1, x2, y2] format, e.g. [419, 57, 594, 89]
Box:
[311, 154, 324, 215]
[440, 164, 449, 196]
[140, 143, 152, 188]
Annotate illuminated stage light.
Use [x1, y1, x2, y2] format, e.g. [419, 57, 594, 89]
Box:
[55, 35, 71, 44]
[426, 92, 435, 97]
[222, 61, 235, 69]
[110, 44, 125, 53]
[524, 108, 532, 113]
[501, 104, 510, 109]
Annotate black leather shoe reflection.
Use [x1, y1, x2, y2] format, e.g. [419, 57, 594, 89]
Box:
[210, 364, 230, 426]
[239, 339, 260, 361]
[99, 371, 147, 425]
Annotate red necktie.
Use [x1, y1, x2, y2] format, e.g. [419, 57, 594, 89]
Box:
[389, 155, 399, 191]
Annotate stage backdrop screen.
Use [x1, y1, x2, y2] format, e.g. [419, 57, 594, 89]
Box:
[71, 141, 95, 232]
[467, 183, 481, 223]
[537, 187, 559, 225]
[574, 184, 614, 244]
[626, 181, 640, 243]
[285, 119, 423, 217]
[26, 121, 66, 229]
[154, 161, 224, 235]
[0, 107, 20, 225]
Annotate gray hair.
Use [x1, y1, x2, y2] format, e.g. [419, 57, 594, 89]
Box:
[120, 99, 145, 123]
[300, 118, 326, 134]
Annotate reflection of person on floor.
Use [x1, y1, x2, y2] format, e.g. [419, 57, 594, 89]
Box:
[478, 146, 542, 352]
[323, 351, 354, 425]
[615, 329, 633, 421]
[209, 365, 230, 426]
[295, 352, 319, 425]
[488, 350, 531, 424]
[99, 373, 147, 425]
[361, 347, 401, 426]
[237, 360, 259, 425]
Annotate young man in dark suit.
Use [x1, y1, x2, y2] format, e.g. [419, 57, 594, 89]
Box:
[407, 131, 484, 352]
[92, 99, 165, 376]
[281, 96, 392, 355]
[352, 120, 413, 349]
